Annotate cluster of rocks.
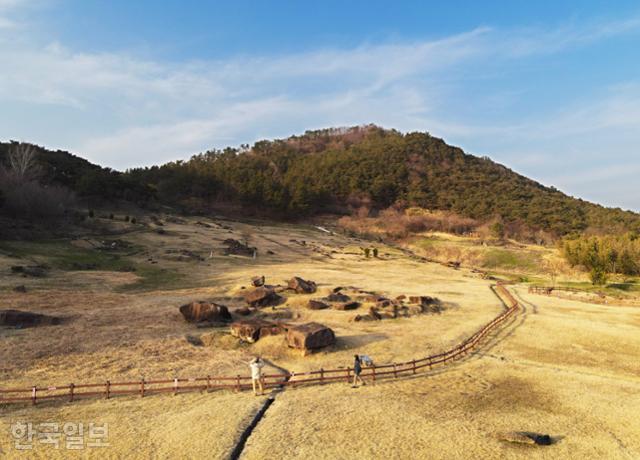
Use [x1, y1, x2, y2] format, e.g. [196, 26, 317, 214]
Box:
[223, 239, 256, 257]
[241, 275, 316, 308]
[0, 309, 61, 328]
[179, 275, 335, 352]
[178, 275, 441, 353]
[354, 295, 442, 322]
[306, 288, 360, 311]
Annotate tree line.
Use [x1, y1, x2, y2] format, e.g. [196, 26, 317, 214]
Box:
[561, 233, 640, 284]
[2, 126, 640, 241]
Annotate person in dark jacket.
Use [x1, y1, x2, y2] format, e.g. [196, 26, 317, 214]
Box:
[352, 354, 365, 388]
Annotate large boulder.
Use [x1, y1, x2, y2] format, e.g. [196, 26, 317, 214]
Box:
[0, 310, 61, 327]
[179, 301, 232, 323]
[230, 319, 285, 343]
[243, 287, 281, 307]
[287, 277, 317, 294]
[286, 322, 335, 351]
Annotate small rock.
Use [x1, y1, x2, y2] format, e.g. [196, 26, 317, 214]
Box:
[251, 276, 265, 287]
[235, 307, 252, 316]
[185, 335, 204, 346]
[334, 301, 360, 311]
[497, 431, 553, 446]
[308, 299, 329, 310]
[325, 292, 350, 303]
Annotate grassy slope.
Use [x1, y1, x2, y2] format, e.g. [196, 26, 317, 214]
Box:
[1, 214, 639, 458]
[243, 287, 640, 459]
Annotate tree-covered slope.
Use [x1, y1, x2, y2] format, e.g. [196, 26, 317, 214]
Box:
[2, 126, 639, 237]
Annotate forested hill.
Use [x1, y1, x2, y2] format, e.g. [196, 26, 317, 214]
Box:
[1, 125, 639, 237]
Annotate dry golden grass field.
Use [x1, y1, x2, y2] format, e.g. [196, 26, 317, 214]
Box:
[1, 215, 639, 458]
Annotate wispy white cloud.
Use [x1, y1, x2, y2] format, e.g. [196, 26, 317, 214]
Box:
[1, 6, 640, 209]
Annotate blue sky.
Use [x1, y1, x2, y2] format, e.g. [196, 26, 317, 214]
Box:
[1, 1, 640, 210]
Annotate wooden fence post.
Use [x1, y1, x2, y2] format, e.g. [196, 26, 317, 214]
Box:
[236, 375, 241, 392]
[69, 383, 74, 402]
[320, 368, 324, 384]
[106, 380, 110, 399]
[31, 386, 37, 406]
[393, 364, 398, 378]
[140, 379, 145, 397]
[173, 378, 178, 396]
[428, 357, 432, 370]
[206, 375, 211, 391]
[346, 367, 351, 383]
[372, 366, 376, 382]
[412, 360, 416, 374]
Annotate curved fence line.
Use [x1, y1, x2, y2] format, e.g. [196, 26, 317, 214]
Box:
[0, 283, 520, 406]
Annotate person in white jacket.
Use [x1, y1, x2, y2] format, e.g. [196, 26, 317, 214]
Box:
[249, 356, 265, 396]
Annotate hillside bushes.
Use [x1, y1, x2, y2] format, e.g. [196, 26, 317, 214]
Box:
[3, 127, 640, 238]
[561, 234, 640, 283]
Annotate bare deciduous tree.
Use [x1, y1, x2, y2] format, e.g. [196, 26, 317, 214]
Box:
[7, 143, 39, 180]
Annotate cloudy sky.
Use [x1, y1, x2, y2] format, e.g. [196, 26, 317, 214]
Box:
[1, 0, 640, 210]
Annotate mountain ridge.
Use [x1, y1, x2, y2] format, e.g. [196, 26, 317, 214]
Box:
[1, 125, 639, 238]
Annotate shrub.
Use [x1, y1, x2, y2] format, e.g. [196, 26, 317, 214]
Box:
[0, 171, 76, 220]
[125, 215, 130, 222]
[131, 217, 137, 224]
[88, 209, 94, 218]
[490, 221, 505, 240]
[109, 213, 114, 220]
[590, 266, 608, 286]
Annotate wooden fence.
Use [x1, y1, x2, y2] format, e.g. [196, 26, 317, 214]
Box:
[528, 286, 605, 297]
[0, 284, 520, 407]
